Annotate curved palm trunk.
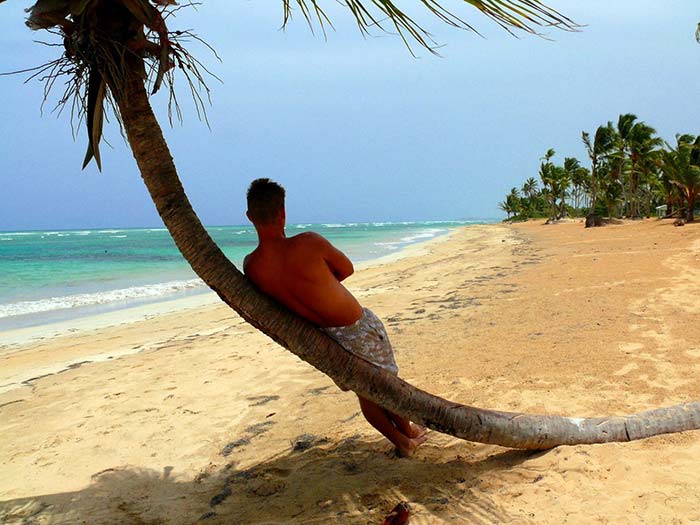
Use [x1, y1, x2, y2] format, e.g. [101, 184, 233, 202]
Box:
[112, 69, 700, 450]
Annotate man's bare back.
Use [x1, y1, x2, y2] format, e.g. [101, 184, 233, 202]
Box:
[243, 231, 363, 327]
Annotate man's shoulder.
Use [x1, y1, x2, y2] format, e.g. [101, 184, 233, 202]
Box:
[288, 231, 333, 257]
[290, 231, 328, 245]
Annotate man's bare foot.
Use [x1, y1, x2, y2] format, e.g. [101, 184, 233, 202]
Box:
[408, 423, 427, 439]
[396, 433, 428, 458]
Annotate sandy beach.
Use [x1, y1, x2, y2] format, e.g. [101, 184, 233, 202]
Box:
[2, 220, 700, 524]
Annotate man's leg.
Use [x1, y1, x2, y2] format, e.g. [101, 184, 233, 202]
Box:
[357, 396, 427, 457]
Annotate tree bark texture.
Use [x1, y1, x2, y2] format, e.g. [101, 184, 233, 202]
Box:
[112, 70, 700, 450]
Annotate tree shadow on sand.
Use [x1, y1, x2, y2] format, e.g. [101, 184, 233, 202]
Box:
[1, 437, 550, 525]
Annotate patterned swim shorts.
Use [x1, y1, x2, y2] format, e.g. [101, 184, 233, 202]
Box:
[322, 307, 398, 379]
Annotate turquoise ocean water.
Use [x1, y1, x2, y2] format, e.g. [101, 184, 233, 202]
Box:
[0, 221, 491, 330]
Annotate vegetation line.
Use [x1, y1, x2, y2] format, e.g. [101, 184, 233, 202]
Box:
[499, 115, 700, 226]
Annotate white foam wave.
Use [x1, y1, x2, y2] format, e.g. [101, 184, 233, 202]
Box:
[0, 279, 206, 319]
[110, 235, 127, 238]
[0, 238, 12, 241]
[398, 228, 445, 243]
[322, 224, 346, 228]
[373, 228, 445, 250]
[98, 230, 123, 234]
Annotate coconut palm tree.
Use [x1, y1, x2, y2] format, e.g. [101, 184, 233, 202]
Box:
[498, 199, 513, 219]
[520, 177, 539, 217]
[560, 157, 584, 217]
[539, 161, 556, 220]
[658, 135, 700, 222]
[8, 0, 700, 449]
[522, 177, 539, 200]
[570, 163, 590, 211]
[582, 123, 616, 226]
[627, 122, 662, 218]
[612, 113, 637, 215]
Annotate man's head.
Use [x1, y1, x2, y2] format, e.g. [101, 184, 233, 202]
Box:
[246, 178, 286, 226]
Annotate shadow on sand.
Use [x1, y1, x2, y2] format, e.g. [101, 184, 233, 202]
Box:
[1, 437, 549, 524]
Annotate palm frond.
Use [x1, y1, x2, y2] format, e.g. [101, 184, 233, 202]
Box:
[285, 0, 579, 54]
[9, 0, 219, 170]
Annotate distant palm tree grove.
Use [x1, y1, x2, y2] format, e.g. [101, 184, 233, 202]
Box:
[499, 114, 700, 226]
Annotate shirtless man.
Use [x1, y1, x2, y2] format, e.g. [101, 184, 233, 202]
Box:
[243, 178, 427, 456]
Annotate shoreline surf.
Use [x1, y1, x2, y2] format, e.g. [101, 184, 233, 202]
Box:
[0, 224, 469, 349]
[0, 220, 493, 333]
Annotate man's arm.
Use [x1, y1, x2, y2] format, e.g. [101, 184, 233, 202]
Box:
[305, 232, 354, 281]
[325, 242, 354, 281]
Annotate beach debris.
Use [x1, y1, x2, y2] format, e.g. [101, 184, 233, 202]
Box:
[674, 218, 685, 227]
[382, 502, 411, 525]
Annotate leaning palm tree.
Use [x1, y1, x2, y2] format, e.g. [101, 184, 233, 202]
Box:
[7, 0, 700, 450]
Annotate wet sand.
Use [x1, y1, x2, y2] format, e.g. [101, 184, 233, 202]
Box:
[2, 220, 700, 524]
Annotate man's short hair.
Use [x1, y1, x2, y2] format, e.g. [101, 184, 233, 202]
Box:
[246, 178, 286, 224]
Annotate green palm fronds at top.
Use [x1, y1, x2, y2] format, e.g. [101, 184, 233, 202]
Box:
[15, 0, 209, 171]
[284, 0, 579, 53]
[9, 0, 579, 172]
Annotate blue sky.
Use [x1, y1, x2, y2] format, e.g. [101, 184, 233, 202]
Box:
[1, 1, 699, 230]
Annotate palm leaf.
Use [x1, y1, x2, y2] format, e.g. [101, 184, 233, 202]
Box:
[25, 0, 70, 29]
[82, 69, 105, 171]
[286, 0, 579, 53]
